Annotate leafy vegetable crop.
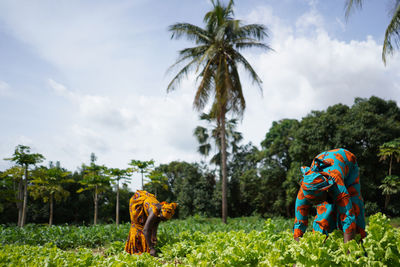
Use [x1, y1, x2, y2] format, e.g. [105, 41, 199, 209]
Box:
[0, 213, 398, 266]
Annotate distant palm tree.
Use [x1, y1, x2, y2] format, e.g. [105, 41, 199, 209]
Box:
[345, 0, 400, 64]
[167, 0, 271, 223]
[106, 168, 131, 226]
[378, 138, 400, 210]
[30, 164, 72, 226]
[194, 112, 243, 167]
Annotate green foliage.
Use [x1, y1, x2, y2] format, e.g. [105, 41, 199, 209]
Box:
[0, 223, 129, 249]
[30, 166, 72, 203]
[4, 145, 45, 167]
[0, 214, 399, 266]
[78, 162, 109, 194]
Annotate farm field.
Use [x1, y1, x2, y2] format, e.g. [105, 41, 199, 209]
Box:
[0, 213, 399, 266]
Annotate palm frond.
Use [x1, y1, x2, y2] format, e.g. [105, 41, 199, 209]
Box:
[237, 23, 269, 40]
[193, 126, 209, 144]
[167, 58, 200, 92]
[194, 60, 215, 110]
[345, 0, 363, 20]
[198, 143, 212, 156]
[235, 41, 272, 51]
[231, 50, 263, 92]
[169, 23, 210, 44]
[228, 64, 246, 116]
[383, 3, 400, 64]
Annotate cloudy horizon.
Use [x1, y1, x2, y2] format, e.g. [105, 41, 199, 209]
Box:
[1, 0, 398, 191]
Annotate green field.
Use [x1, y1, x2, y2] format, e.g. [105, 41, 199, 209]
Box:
[0, 213, 399, 266]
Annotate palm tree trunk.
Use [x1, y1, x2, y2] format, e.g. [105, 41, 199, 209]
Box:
[20, 165, 28, 227]
[141, 171, 144, 190]
[49, 193, 54, 226]
[17, 178, 23, 227]
[94, 186, 98, 225]
[220, 111, 228, 224]
[116, 180, 120, 226]
[389, 155, 393, 176]
[384, 194, 390, 210]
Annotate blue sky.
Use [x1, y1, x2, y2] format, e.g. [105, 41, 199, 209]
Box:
[0, 0, 398, 190]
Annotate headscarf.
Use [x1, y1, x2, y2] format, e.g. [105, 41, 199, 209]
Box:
[160, 201, 178, 220]
[300, 158, 334, 199]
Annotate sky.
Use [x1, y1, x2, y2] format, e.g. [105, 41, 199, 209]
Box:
[1, 0, 399, 191]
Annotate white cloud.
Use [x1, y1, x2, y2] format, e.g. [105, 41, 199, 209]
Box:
[0, 81, 11, 96]
[238, 4, 400, 145]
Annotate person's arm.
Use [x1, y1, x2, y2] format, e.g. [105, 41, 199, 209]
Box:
[293, 188, 311, 241]
[143, 209, 159, 256]
[331, 182, 356, 243]
[151, 220, 160, 246]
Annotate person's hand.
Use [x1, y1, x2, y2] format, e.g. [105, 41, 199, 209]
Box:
[149, 247, 157, 257]
[151, 236, 157, 246]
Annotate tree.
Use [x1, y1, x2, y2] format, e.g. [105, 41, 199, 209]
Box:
[0, 166, 24, 218]
[77, 153, 110, 225]
[30, 163, 72, 226]
[260, 119, 300, 216]
[194, 112, 243, 166]
[144, 170, 168, 197]
[378, 138, 400, 210]
[4, 145, 45, 227]
[167, 0, 271, 223]
[289, 97, 400, 213]
[129, 159, 154, 190]
[106, 167, 131, 226]
[345, 0, 400, 64]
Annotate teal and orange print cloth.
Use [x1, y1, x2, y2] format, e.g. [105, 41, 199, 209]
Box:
[293, 148, 366, 239]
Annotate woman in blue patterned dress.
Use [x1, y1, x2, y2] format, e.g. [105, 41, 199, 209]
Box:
[293, 148, 366, 243]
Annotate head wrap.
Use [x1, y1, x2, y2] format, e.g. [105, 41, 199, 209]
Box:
[300, 158, 334, 199]
[160, 202, 178, 220]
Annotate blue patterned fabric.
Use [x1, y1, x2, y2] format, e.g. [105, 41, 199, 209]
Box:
[293, 148, 366, 239]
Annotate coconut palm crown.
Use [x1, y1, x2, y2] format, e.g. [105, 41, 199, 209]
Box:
[167, 0, 271, 223]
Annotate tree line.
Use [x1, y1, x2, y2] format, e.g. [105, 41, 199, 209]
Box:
[1, 96, 400, 226]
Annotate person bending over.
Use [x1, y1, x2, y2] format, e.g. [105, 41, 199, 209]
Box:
[293, 148, 366, 243]
[125, 190, 177, 256]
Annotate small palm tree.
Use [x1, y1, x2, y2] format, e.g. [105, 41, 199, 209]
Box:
[379, 175, 400, 210]
[106, 168, 131, 226]
[194, 112, 243, 167]
[4, 145, 45, 227]
[77, 153, 110, 225]
[30, 164, 72, 226]
[168, 0, 271, 223]
[378, 138, 400, 210]
[145, 170, 169, 197]
[129, 159, 155, 190]
[345, 0, 400, 64]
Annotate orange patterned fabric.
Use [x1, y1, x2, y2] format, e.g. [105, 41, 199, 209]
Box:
[125, 190, 160, 254]
[160, 201, 178, 220]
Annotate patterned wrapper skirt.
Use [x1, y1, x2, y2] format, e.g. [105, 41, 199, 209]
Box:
[125, 223, 149, 254]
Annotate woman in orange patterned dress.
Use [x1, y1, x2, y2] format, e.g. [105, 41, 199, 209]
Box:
[125, 190, 177, 256]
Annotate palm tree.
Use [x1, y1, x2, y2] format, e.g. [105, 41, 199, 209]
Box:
[378, 138, 400, 210]
[145, 170, 169, 197]
[129, 159, 155, 190]
[167, 0, 271, 223]
[345, 0, 400, 64]
[30, 163, 72, 226]
[77, 153, 110, 225]
[194, 112, 243, 167]
[106, 168, 131, 226]
[4, 145, 45, 227]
